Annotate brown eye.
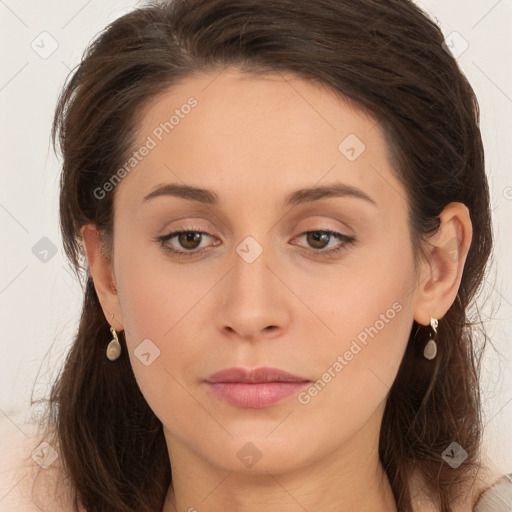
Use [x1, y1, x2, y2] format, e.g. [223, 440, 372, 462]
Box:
[156, 227, 355, 260]
[176, 232, 203, 250]
[306, 231, 332, 249]
[293, 229, 356, 257]
[156, 228, 215, 257]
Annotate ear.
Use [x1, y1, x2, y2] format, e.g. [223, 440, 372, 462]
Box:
[81, 224, 124, 331]
[413, 202, 473, 327]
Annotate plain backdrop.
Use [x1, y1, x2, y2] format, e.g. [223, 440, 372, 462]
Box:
[1, 0, 511, 475]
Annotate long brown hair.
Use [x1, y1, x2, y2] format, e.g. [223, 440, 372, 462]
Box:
[32, 0, 493, 510]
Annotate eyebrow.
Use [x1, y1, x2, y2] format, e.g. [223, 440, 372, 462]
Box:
[142, 182, 377, 208]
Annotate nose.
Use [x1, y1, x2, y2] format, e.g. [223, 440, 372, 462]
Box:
[214, 238, 290, 343]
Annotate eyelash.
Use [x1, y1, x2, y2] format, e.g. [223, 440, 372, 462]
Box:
[155, 226, 356, 259]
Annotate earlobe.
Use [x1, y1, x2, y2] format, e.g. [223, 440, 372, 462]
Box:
[81, 224, 124, 329]
[413, 202, 473, 327]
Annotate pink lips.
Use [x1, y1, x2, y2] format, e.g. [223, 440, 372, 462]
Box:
[204, 367, 310, 408]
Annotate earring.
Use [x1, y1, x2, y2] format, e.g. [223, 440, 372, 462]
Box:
[423, 317, 438, 360]
[106, 315, 122, 361]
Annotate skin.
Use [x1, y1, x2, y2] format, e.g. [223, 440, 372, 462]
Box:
[81, 67, 473, 512]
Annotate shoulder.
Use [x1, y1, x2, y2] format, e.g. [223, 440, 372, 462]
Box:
[409, 463, 512, 512]
[474, 474, 512, 512]
[0, 416, 76, 512]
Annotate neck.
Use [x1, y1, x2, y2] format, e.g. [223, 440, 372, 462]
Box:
[161, 407, 398, 512]
[164, 468, 397, 512]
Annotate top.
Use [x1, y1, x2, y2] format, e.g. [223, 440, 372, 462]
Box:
[474, 474, 512, 512]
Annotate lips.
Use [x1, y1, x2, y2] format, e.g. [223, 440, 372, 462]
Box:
[204, 366, 310, 384]
[204, 367, 311, 408]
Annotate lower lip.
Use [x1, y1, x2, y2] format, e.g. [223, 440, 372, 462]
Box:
[205, 382, 309, 408]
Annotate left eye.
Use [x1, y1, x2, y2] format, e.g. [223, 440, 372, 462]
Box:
[156, 229, 216, 257]
[156, 228, 355, 258]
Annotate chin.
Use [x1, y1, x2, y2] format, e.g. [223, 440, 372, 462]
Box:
[203, 434, 324, 475]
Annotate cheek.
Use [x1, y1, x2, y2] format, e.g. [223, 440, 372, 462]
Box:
[115, 264, 202, 428]
[295, 287, 413, 448]
[296, 237, 416, 406]
[112, 237, 226, 411]
[302, 245, 413, 361]
[308, 280, 412, 394]
[114, 234, 196, 339]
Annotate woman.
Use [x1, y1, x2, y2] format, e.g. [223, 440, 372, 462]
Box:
[7, 0, 512, 510]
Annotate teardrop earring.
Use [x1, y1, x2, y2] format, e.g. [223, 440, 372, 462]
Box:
[106, 314, 122, 361]
[423, 317, 438, 360]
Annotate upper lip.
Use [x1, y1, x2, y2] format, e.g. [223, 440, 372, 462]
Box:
[204, 367, 310, 383]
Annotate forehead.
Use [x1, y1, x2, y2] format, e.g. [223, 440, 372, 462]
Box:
[115, 67, 405, 213]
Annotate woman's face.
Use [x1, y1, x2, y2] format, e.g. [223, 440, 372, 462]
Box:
[108, 68, 423, 475]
